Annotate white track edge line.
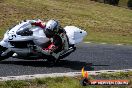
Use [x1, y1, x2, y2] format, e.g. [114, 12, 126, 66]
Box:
[84, 42, 124, 46]
[0, 69, 132, 81]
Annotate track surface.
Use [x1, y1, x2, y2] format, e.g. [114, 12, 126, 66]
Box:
[0, 43, 132, 77]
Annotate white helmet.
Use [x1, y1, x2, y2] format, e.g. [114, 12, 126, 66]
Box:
[44, 20, 59, 38]
[45, 20, 59, 32]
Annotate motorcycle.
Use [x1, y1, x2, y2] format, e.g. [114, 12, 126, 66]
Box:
[0, 20, 87, 64]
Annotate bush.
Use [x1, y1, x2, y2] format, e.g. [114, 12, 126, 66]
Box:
[128, 0, 132, 9]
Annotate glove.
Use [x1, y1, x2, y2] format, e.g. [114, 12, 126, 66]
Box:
[31, 22, 45, 29]
[48, 44, 56, 52]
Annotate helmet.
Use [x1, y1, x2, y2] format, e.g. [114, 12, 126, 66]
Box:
[44, 20, 59, 38]
[45, 20, 59, 32]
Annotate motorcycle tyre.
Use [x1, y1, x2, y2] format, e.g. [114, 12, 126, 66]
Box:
[0, 45, 13, 61]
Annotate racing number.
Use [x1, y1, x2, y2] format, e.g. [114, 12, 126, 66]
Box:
[9, 34, 16, 40]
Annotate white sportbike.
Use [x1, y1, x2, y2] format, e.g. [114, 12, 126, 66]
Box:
[0, 20, 87, 64]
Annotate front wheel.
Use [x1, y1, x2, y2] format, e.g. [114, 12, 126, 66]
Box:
[0, 45, 13, 61]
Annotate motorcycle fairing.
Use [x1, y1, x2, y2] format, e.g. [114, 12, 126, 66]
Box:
[64, 26, 87, 44]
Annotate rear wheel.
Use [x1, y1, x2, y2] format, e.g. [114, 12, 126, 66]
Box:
[0, 45, 13, 61]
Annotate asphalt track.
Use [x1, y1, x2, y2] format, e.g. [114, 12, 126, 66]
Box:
[0, 43, 132, 77]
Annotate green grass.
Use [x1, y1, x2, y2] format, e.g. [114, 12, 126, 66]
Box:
[0, 77, 83, 88]
[0, 71, 131, 88]
[0, 0, 132, 44]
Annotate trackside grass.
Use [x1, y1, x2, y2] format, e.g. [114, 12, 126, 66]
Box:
[0, 71, 131, 88]
[0, 0, 132, 44]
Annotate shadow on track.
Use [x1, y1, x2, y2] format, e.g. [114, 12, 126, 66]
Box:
[0, 60, 109, 71]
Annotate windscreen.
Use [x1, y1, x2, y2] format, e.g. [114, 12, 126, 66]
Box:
[16, 22, 33, 36]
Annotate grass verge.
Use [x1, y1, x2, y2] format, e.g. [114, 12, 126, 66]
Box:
[0, 0, 132, 44]
[0, 71, 131, 88]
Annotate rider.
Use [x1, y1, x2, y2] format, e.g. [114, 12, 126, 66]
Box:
[31, 19, 68, 56]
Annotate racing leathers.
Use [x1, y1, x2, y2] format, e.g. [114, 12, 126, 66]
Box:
[31, 20, 68, 59]
[44, 28, 66, 53]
